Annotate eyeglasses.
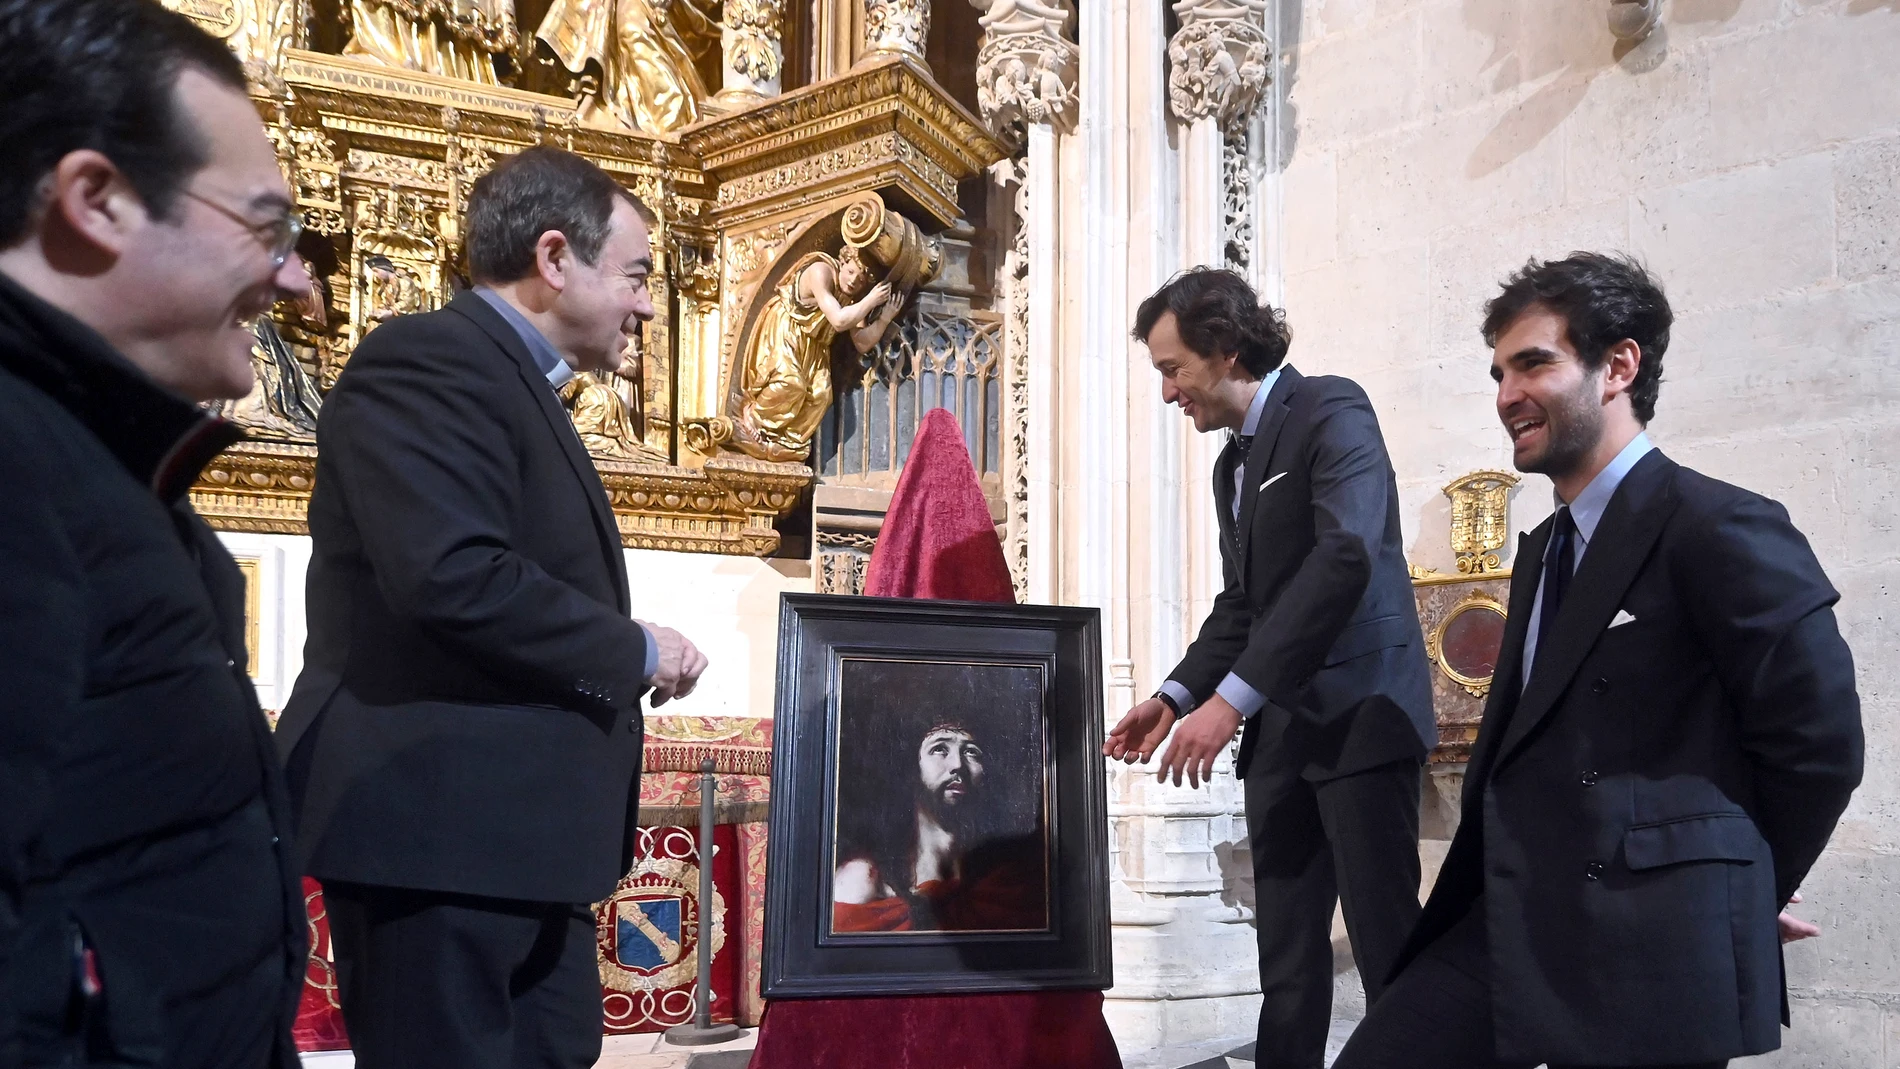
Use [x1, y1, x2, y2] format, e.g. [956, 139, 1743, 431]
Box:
[181, 189, 304, 269]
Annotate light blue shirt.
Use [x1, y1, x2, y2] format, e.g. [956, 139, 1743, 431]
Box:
[475, 287, 657, 685]
[1520, 432, 1655, 688]
[1158, 368, 1281, 722]
[476, 288, 576, 389]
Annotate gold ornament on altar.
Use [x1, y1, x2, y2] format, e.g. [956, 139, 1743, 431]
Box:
[342, 0, 519, 85]
[171, 0, 1002, 556]
[563, 363, 668, 463]
[722, 194, 940, 463]
[1445, 469, 1520, 575]
[535, 0, 715, 133]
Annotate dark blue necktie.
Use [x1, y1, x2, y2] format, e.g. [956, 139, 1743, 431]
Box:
[1229, 434, 1254, 520]
[1540, 507, 1577, 641]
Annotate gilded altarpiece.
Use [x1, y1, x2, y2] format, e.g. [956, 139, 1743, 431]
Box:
[168, 1, 1003, 559]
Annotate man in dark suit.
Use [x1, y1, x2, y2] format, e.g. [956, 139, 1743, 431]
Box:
[1106, 268, 1437, 1069]
[1332, 253, 1864, 1069]
[0, 3, 313, 1064]
[275, 147, 707, 1069]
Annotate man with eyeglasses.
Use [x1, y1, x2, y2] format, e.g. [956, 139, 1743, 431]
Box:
[0, 1, 311, 1066]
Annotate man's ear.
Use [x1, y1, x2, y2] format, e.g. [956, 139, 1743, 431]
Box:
[1602, 338, 1641, 402]
[44, 149, 144, 266]
[534, 230, 571, 293]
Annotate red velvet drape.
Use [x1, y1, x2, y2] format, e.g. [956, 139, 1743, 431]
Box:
[749, 409, 1121, 1069]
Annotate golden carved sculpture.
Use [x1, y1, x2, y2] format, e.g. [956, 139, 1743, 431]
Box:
[163, 0, 302, 72]
[724, 196, 941, 463]
[175, 0, 1004, 555]
[536, 0, 714, 133]
[726, 249, 890, 462]
[214, 279, 328, 439]
[563, 365, 668, 463]
[343, 0, 519, 85]
[1444, 469, 1521, 574]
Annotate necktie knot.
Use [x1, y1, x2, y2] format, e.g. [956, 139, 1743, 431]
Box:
[1234, 433, 1254, 461]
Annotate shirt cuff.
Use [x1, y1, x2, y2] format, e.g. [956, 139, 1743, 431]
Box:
[1215, 672, 1266, 720]
[641, 624, 659, 683]
[1156, 680, 1198, 718]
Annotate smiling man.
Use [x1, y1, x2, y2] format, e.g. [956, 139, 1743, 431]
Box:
[275, 147, 707, 1069]
[1332, 253, 1865, 1069]
[0, 2, 313, 1065]
[1106, 267, 1436, 1069]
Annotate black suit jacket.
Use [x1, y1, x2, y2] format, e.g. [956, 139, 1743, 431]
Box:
[1395, 449, 1864, 1064]
[277, 290, 651, 905]
[1166, 366, 1436, 780]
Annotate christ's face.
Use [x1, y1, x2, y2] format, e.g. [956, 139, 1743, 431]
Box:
[917, 727, 986, 812]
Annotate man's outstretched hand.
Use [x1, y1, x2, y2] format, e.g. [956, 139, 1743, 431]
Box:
[1105, 697, 1176, 764]
[642, 622, 708, 707]
[1155, 695, 1243, 789]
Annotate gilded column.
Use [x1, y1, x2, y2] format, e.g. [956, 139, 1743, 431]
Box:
[718, 0, 786, 102]
[862, 0, 928, 61]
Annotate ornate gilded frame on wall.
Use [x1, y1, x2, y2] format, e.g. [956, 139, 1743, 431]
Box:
[1423, 589, 1507, 699]
[1412, 468, 1521, 763]
[169, 2, 1003, 557]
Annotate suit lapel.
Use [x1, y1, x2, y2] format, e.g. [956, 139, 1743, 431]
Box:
[446, 293, 629, 609]
[1236, 365, 1300, 581]
[1496, 451, 1679, 766]
[1460, 528, 1545, 808]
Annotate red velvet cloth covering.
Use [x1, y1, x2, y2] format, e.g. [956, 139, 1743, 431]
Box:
[861, 408, 1016, 604]
[750, 408, 1121, 1069]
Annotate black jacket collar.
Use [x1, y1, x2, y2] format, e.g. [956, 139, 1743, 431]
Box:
[0, 269, 241, 503]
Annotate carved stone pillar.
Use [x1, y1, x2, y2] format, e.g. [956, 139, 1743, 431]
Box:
[1167, 0, 1272, 276]
[863, 0, 929, 61]
[718, 0, 787, 103]
[976, 0, 1075, 601]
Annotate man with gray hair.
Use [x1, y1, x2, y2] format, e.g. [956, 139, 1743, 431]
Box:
[276, 146, 707, 1069]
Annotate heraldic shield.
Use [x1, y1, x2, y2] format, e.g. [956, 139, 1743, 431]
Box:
[596, 825, 742, 1032]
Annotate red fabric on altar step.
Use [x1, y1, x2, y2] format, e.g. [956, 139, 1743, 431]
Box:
[750, 408, 1121, 1069]
[748, 991, 1121, 1068]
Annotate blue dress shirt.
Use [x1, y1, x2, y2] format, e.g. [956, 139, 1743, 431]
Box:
[1520, 431, 1654, 687]
[474, 287, 658, 685]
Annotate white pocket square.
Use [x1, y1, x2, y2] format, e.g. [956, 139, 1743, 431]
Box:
[1259, 472, 1288, 493]
[1609, 609, 1637, 629]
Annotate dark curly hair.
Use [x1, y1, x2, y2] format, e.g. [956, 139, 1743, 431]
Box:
[1482, 252, 1672, 424]
[1132, 267, 1292, 378]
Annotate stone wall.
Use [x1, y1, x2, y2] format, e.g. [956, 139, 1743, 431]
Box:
[1278, 0, 1900, 1062]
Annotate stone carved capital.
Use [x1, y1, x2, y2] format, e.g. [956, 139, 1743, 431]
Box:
[972, 0, 1077, 134]
[864, 0, 930, 59]
[1166, 0, 1272, 129]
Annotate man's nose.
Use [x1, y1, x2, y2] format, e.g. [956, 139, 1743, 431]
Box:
[1160, 379, 1179, 404]
[274, 252, 312, 301]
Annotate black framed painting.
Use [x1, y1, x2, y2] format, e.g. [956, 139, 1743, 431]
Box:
[761, 593, 1111, 998]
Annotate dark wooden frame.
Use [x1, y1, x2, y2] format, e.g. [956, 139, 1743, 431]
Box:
[762, 593, 1111, 998]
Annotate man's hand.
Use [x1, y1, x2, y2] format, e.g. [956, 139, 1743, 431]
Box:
[1155, 695, 1243, 789]
[1779, 890, 1821, 944]
[642, 623, 709, 707]
[1105, 697, 1176, 764]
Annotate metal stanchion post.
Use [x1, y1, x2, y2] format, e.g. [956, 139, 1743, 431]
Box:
[665, 758, 742, 1046]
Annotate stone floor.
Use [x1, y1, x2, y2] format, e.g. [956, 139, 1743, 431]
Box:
[301, 1018, 1359, 1069]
